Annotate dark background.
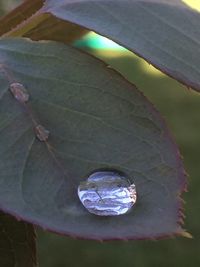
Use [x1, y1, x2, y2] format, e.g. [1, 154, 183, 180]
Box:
[1, 1, 200, 266]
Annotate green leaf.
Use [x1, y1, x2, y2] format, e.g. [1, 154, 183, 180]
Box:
[3, 1, 199, 92]
[0, 38, 187, 240]
[0, 211, 37, 267]
[40, 0, 200, 92]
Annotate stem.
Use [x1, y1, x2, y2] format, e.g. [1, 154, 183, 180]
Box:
[2, 10, 50, 38]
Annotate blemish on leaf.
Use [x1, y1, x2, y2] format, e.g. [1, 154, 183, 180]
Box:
[35, 124, 49, 141]
[9, 82, 29, 103]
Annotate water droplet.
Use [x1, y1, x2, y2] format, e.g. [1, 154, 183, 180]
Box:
[35, 124, 50, 141]
[78, 170, 137, 216]
[9, 82, 29, 103]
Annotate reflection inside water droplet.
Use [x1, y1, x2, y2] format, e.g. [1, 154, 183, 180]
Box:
[78, 170, 137, 216]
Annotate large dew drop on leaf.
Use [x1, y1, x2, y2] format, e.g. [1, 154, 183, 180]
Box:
[77, 170, 137, 216]
[0, 38, 186, 240]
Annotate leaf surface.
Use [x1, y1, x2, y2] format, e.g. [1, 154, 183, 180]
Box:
[2, 0, 200, 92]
[41, 0, 200, 91]
[0, 38, 186, 240]
[0, 211, 37, 267]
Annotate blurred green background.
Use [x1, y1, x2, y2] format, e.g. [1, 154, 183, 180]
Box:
[0, 1, 200, 266]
